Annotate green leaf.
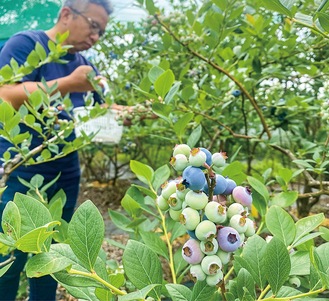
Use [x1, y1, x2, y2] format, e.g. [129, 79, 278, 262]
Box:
[165, 283, 193, 301]
[140, 231, 169, 260]
[264, 237, 291, 295]
[247, 176, 269, 203]
[0, 261, 14, 277]
[317, 0, 329, 12]
[14, 193, 52, 236]
[152, 102, 173, 124]
[118, 284, 160, 301]
[130, 160, 154, 186]
[35, 42, 47, 61]
[154, 69, 175, 99]
[187, 125, 202, 148]
[191, 280, 217, 301]
[15, 221, 60, 253]
[173, 112, 194, 139]
[108, 210, 134, 233]
[238, 234, 268, 289]
[236, 268, 256, 300]
[26, 249, 72, 278]
[292, 213, 325, 247]
[122, 240, 162, 300]
[2, 201, 21, 240]
[271, 191, 298, 207]
[152, 164, 171, 192]
[317, 12, 329, 32]
[290, 251, 310, 276]
[265, 205, 296, 246]
[165, 81, 181, 104]
[320, 226, 329, 241]
[260, 0, 294, 17]
[148, 65, 164, 83]
[121, 194, 142, 217]
[68, 200, 105, 271]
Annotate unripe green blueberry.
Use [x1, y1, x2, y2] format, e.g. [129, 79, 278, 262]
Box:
[170, 154, 189, 171]
[206, 270, 223, 286]
[212, 152, 227, 167]
[182, 239, 204, 264]
[156, 195, 169, 211]
[176, 182, 190, 199]
[289, 276, 301, 288]
[161, 181, 177, 200]
[216, 249, 231, 265]
[229, 214, 248, 233]
[180, 207, 200, 231]
[169, 208, 182, 222]
[204, 201, 227, 224]
[185, 190, 208, 210]
[195, 220, 217, 241]
[189, 148, 207, 167]
[239, 233, 245, 245]
[173, 143, 191, 157]
[201, 254, 222, 275]
[167, 193, 183, 211]
[200, 238, 219, 255]
[227, 203, 246, 219]
[190, 264, 206, 282]
[245, 218, 256, 237]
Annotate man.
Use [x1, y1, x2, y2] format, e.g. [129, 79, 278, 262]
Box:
[0, 0, 113, 300]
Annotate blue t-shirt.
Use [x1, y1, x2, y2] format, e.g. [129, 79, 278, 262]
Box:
[0, 30, 101, 180]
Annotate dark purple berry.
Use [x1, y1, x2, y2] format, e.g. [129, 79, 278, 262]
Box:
[217, 226, 241, 252]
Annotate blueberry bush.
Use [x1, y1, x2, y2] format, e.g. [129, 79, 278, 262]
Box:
[0, 0, 329, 300]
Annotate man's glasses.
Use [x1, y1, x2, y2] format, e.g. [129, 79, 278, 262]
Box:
[69, 7, 105, 37]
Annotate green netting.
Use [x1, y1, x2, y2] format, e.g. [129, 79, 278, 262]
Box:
[0, 0, 62, 40]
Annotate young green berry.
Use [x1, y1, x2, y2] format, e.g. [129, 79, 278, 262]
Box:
[180, 207, 200, 231]
[200, 238, 219, 255]
[229, 214, 248, 233]
[216, 249, 231, 265]
[176, 182, 190, 199]
[201, 254, 222, 275]
[204, 201, 227, 224]
[161, 181, 177, 200]
[182, 239, 204, 264]
[173, 143, 191, 157]
[206, 270, 223, 286]
[156, 195, 169, 211]
[232, 186, 253, 207]
[227, 203, 246, 219]
[185, 190, 208, 210]
[190, 264, 206, 282]
[217, 226, 241, 252]
[169, 208, 183, 222]
[212, 152, 227, 168]
[189, 148, 207, 167]
[245, 217, 256, 237]
[195, 220, 217, 241]
[170, 154, 189, 171]
[167, 193, 183, 211]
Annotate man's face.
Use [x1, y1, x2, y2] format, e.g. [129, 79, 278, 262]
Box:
[65, 3, 109, 52]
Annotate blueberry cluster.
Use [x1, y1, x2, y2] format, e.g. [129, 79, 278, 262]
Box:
[157, 144, 256, 287]
[320, 100, 329, 124]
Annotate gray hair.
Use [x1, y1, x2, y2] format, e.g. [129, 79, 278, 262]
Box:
[62, 0, 113, 15]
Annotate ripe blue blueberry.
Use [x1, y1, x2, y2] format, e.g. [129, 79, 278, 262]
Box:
[182, 239, 204, 264]
[217, 226, 241, 252]
[232, 90, 241, 97]
[200, 147, 212, 166]
[213, 174, 228, 195]
[223, 177, 237, 195]
[182, 166, 206, 191]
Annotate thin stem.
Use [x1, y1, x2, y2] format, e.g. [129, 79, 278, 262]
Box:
[68, 268, 126, 296]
